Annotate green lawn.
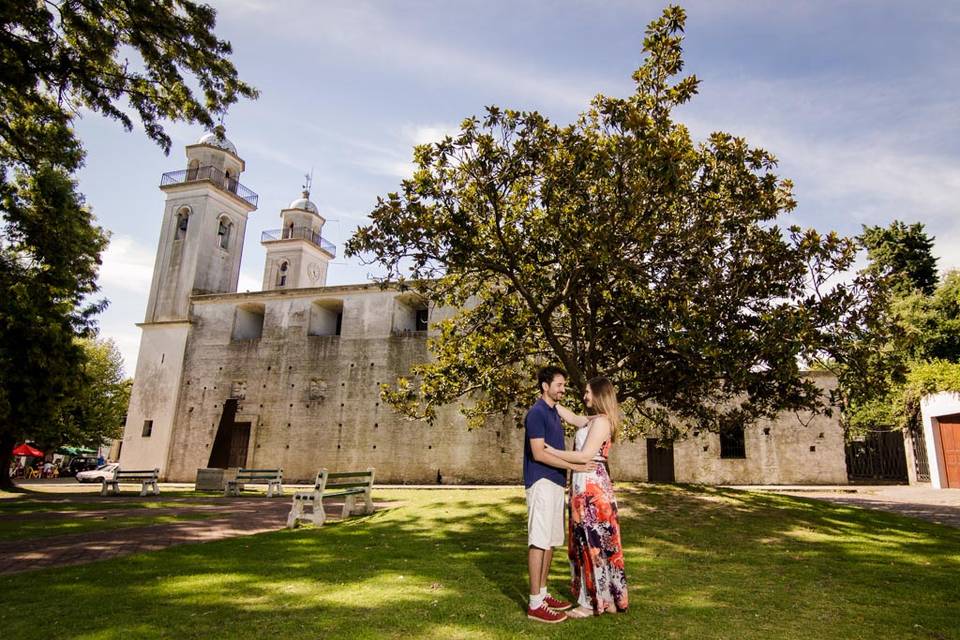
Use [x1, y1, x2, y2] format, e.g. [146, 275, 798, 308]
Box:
[0, 485, 957, 639]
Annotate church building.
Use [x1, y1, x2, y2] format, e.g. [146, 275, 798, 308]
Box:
[118, 130, 848, 485]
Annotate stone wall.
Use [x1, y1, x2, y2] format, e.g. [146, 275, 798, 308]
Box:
[158, 286, 848, 485]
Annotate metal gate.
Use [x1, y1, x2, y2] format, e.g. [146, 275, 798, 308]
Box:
[910, 425, 930, 482]
[845, 430, 908, 482]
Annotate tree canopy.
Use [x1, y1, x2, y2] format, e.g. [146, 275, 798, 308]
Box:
[34, 337, 131, 452]
[0, 0, 256, 486]
[860, 221, 938, 295]
[347, 6, 881, 437]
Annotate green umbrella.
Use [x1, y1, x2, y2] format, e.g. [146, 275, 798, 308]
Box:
[57, 446, 96, 455]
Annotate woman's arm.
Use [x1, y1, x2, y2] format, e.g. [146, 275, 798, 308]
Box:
[529, 437, 596, 473]
[545, 417, 611, 463]
[556, 404, 589, 428]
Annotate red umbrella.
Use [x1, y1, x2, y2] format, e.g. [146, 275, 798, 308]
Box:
[12, 443, 44, 457]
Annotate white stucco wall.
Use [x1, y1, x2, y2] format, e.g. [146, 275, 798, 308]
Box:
[118, 322, 191, 475]
[919, 391, 960, 489]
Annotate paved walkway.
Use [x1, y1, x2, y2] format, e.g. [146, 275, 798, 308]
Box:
[727, 484, 960, 529]
[0, 497, 384, 576]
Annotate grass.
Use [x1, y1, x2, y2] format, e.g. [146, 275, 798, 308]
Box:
[0, 485, 957, 639]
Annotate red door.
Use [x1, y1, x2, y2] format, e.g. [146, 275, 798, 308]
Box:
[938, 416, 960, 488]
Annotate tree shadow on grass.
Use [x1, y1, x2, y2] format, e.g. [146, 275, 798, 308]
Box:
[0, 485, 958, 639]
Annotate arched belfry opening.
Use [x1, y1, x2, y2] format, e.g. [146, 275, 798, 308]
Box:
[174, 206, 190, 240]
[217, 216, 233, 251]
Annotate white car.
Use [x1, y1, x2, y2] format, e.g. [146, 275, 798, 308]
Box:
[76, 463, 119, 483]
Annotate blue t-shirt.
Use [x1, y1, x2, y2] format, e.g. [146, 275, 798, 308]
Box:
[523, 398, 566, 489]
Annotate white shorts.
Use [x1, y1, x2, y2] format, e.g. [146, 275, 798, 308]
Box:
[526, 478, 565, 549]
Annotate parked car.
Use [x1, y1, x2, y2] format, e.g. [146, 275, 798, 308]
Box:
[76, 463, 119, 483]
[77, 462, 120, 482]
[62, 457, 99, 478]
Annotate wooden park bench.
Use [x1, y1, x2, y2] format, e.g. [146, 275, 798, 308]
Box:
[224, 468, 284, 497]
[287, 468, 375, 528]
[101, 468, 160, 496]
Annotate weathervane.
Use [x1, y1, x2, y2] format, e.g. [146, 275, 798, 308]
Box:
[213, 111, 228, 138]
[302, 168, 313, 197]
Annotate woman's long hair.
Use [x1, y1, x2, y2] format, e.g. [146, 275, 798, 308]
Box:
[587, 376, 621, 442]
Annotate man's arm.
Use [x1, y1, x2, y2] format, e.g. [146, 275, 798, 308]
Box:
[529, 437, 592, 472]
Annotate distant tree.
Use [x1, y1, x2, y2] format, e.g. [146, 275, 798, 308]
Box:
[0, 0, 257, 487]
[860, 221, 938, 295]
[894, 271, 960, 363]
[49, 338, 131, 452]
[347, 6, 883, 438]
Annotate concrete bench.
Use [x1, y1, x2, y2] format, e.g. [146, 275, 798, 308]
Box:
[225, 468, 283, 497]
[101, 468, 160, 496]
[287, 468, 375, 527]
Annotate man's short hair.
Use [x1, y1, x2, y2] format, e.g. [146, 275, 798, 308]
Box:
[537, 365, 567, 392]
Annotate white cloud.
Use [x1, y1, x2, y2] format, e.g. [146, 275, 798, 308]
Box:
[402, 123, 462, 146]
[98, 234, 155, 293]
[220, 1, 597, 110]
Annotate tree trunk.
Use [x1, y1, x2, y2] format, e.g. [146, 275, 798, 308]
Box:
[0, 431, 18, 491]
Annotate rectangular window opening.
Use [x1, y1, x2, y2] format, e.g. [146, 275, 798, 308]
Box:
[308, 300, 344, 337]
[231, 305, 265, 341]
[720, 427, 746, 459]
[142, 420, 153, 438]
[415, 307, 429, 331]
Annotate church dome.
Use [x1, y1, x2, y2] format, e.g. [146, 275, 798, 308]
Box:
[196, 127, 237, 155]
[288, 190, 318, 213]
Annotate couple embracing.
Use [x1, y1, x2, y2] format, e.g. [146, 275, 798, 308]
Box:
[524, 365, 629, 623]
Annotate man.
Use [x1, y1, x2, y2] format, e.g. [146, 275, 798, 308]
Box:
[524, 365, 594, 623]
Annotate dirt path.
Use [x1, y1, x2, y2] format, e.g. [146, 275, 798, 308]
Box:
[0, 497, 377, 575]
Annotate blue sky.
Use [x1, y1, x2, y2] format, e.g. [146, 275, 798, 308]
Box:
[72, 1, 960, 375]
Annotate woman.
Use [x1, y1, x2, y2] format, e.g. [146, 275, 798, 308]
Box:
[545, 376, 628, 618]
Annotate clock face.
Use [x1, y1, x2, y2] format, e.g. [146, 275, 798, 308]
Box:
[307, 262, 323, 282]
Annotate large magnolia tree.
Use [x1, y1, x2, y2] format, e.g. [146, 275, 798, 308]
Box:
[346, 6, 889, 437]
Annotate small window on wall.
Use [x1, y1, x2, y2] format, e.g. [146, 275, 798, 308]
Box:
[217, 217, 232, 250]
[142, 420, 153, 437]
[174, 208, 189, 240]
[392, 293, 429, 334]
[308, 299, 343, 336]
[277, 261, 288, 287]
[232, 304, 265, 341]
[415, 308, 429, 331]
[720, 427, 746, 459]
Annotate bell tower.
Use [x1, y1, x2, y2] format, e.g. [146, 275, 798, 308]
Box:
[145, 126, 259, 322]
[261, 182, 335, 290]
[120, 128, 259, 477]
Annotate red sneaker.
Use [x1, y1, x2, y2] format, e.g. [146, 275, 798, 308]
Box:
[543, 594, 573, 611]
[527, 603, 567, 623]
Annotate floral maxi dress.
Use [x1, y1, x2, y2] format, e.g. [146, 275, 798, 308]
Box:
[568, 418, 629, 613]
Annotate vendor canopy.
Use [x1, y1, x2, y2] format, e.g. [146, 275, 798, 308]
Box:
[57, 446, 96, 456]
[12, 443, 44, 457]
